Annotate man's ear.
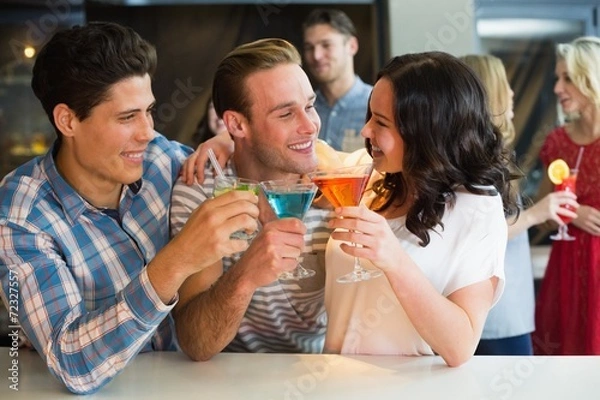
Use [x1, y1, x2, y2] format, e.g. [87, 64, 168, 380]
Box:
[222, 110, 248, 139]
[53, 104, 77, 138]
[347, 36, 359, 57]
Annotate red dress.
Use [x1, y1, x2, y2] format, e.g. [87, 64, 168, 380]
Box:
[533, 126, 600, 355]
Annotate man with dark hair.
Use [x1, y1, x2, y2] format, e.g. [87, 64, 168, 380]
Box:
[171, 38, 332, 361]
[302, 8, 372, 151]
[0, 22, 257, 394]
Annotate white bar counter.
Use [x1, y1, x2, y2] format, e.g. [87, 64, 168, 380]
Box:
[1, 350, 597, 398]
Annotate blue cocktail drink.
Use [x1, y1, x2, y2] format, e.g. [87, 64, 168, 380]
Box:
[260, 179, 318, 280]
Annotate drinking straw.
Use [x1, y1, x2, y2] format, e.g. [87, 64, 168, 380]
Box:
[574, 146, 585, 171]
[207, 149, 225, 178]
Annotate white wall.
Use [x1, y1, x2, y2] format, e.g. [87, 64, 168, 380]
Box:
[388, 0, 477, 57]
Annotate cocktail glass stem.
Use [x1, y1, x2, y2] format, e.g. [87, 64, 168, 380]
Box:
[279, 261, 315, 280]
[308, 163, 383, 284]
[550, 224, 575, 241]
[336, 231, 383, 284]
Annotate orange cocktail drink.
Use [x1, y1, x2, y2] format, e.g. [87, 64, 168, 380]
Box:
[310, 175, 370, 207]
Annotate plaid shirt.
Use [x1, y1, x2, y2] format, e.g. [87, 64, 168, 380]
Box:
[0, 133, 191, 394]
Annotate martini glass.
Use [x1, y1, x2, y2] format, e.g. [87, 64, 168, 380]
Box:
[550, 170, 577, 241]
[260, 179, 318, 280]
[308, 164, 383, 283]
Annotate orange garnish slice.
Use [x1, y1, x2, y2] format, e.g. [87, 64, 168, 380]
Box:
[548, 159, 570, 185]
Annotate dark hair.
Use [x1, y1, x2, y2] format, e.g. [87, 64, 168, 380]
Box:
[31, 21, 157, 145]
[367, 52, 517, 246]
[302, 8, 357, 37]
[212, 38, 301, 121]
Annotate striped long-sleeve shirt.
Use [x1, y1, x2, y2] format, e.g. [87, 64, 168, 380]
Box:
[0, 133, 191, 394]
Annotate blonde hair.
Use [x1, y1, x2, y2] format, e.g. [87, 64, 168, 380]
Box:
[556, 36, 600, 108]
[460, 54, 523, 204]
[459, 54, 516, 145]
[212, 38, 302, 120]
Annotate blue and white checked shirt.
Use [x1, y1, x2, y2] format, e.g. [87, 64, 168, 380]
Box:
[0, 133, 191, 394]
[316, 75, 372, 151]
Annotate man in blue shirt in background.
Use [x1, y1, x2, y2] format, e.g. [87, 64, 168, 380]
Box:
[302, 9, 373, 151]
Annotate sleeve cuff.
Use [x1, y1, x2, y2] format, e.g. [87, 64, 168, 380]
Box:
[121, 267, 178, 327]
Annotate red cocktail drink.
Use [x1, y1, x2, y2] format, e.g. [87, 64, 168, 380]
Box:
[555, 173, 577, 224]
[550, 169, 577, 241]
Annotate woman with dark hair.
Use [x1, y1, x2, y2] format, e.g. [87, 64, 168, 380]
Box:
[323, 52, 518, 366]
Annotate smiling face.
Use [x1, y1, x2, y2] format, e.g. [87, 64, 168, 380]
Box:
[361, 78, 404, 174]
[303, 24, 356, 85]
[56, 74, 156, 206]
[241, 63, 320, 177]
[554, 59, 592, 115]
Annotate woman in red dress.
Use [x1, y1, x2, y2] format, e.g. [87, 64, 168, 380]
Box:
[533, 36, 600, 355]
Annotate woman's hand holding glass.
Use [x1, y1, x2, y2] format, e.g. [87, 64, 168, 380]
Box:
[181, 132, 234, 185]
[309, 164, 381, 283]
[328, 204, 402, 274]
[530, 190, 579, 227]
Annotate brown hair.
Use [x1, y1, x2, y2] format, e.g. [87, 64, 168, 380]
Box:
[212, 38, 301, 121]
[302, 8, 357, 38]
[367, 52, 518, 246]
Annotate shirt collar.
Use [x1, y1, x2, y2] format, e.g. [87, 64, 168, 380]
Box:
[320, 75, 367, 109]
[42, 141, 142, 224]
[341, 75, 368, 106]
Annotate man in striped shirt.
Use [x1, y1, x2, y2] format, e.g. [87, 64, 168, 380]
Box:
[171, 38, 333, 361]
[0, 22, 258, 394]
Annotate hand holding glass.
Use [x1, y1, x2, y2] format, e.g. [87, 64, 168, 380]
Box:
[260, 179, 318, 280]
[308, 164, 383, 283]
[213, 176, 259, 240]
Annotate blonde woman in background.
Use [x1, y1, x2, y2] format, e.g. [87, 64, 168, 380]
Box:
[460, 54, 578, 355]
[533, 37, 600, 355]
